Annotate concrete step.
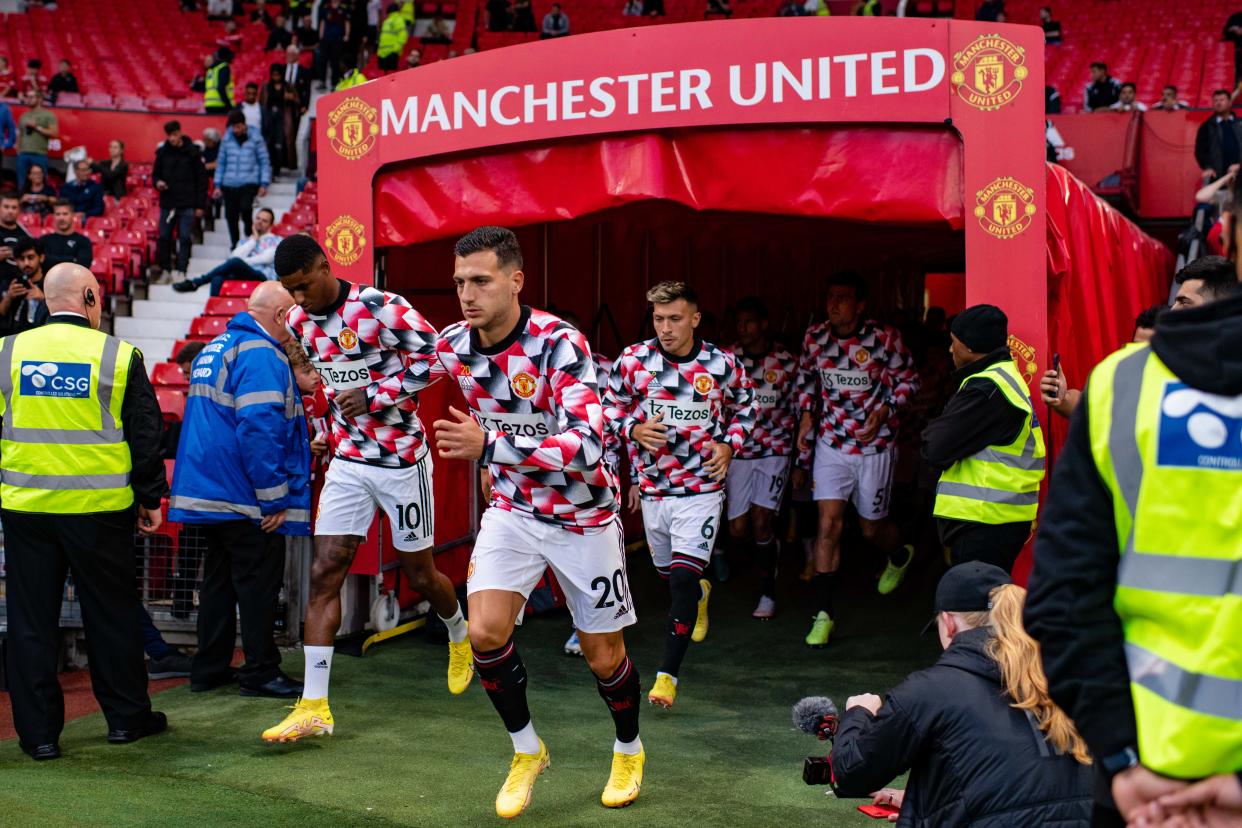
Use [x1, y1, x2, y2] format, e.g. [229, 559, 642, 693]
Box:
[187, 260, 228, 277]
[147, 284, 211, 304]
[195, 242, 234, 256]
[127, 337, 177, 368]
[115, 317, 191, 340]
[131, 300, 205, 320]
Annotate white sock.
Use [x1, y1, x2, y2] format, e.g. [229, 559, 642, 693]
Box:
[439, 604, 469, 644]
[509, 721, 540, 755]
[656, 671, 678, 687]
[303, 645, 334, 699]
[614, 736, 642, 756]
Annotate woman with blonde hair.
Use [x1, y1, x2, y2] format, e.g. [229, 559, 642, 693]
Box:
[830, 562, 1093, 826]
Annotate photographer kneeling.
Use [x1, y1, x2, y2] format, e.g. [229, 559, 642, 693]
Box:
[830, 562, 1093, 826]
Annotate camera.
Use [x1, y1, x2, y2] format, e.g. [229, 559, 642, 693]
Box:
[792, 696, 841, 790]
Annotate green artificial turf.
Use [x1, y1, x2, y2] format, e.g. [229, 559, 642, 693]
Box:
[0, 545, 940, 827]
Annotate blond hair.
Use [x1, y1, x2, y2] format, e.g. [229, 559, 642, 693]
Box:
[646, 281, 697, 306]
[957, 584, 1091, 765]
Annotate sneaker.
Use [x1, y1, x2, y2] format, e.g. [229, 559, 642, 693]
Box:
[877, 544, 914, 595]
[147, 651, 192, 679]
[691, 578, 711, 643]
[752, 595, 776, 620]
[804, 611, 834, 649]
[447, 624, 474, 695]
[648, 672, 677, 709]
[261, 696, 334, 743]
[563, 630, 583, 657]
[172, 279, 199, 293]
[712, 552, 730, 582]
[495, 739, 550, 819]
[601, 746, 645, 808]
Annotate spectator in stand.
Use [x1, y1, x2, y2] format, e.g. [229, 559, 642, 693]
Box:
[0, 237, 48, 334]
[0, 191, 30, 289]
[204, 48, 234, 115]
[1045, 85, 1062, 114]
[1109, 82, 1147, 113]
[423, 13, 453, 43]
[19, 165, 57, 219]
[266, 12, 294, 51]
[0, 99, 15, 162]
[41, 200, 92, 271]
[206, 0, 232, 19]
[317, 0, 351, 88]
[541, 3, 570, 38]
[377, 3, 409, 72]
[855, 0, 880, 13]
[1150, 85, 1190, 111]
[1195, 89, 1242, 182]
[46, 59, 78, 105]
[512, 0, 537, 31]
[1170, 254, 1240, 310]
[1226, 10, 1242, 86]
[190, 54, 212, 94]
[16, 90, 58, 191]
[153, 120, 207, 281]
[215, 110, 271, 251]
[1083, 61, 1122, 112]
[1040, 6, 1062, 44]
[488, 0, 512, 30]
[174, 207, 281, 295]
[643, 0, 666, 15]
[623, 0, 644, 15]
[0, 55, 16, 98]
[20, 60, 47, 101]
[261, 65, 297, 173]
[405, 48, 422, 70]
[93, 139, 129, 200]
[707, 0, 733, 17]
[975, 0, 1003, 22]
[61, 160, 104, 217]
[777, 0, 808, 14]
[236, 82, 265, 139]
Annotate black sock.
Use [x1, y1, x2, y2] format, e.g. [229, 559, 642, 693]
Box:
[756, 536, 778, 599]
[659, 557, 703, 677]
[472, 638, 531, 734]
[888, 543, 912, 567]
[596, 655, 641, 744]
[813, 571, 836, 616]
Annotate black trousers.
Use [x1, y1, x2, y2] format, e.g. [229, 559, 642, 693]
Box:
[942, 519, 1032, 573]
[2, 508, 152, 746]
[221, 184, 259, 249]
[191, 520, 284, 686]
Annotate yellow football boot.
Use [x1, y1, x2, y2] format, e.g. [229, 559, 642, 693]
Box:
[691, 578, 712, 643]
[447, 624, 474, 695]
[601, 747, 645, 808]
[261, 697, 334, 743]
[647, 673, 677, 709]
[496, 739, 550, 819]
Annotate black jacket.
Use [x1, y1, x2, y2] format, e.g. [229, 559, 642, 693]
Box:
[152, 138, 207, 210]
[1025, 294, 1242, 779]
[1194, 114, 1242, 178]
[41, 231, 93, 271]
[1, 275, 49, 336]
[832, 627, 1093, 828]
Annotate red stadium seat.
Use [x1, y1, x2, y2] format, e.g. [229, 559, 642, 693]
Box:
[189, 315, 229, 340]
[156, 388, 186, 422]
[151, 361, 190, 387]
[205, 296, 247, 316]
[218, 281, 260, 297]
[86, 215, 118, 234]
[171, 339, 196, 360]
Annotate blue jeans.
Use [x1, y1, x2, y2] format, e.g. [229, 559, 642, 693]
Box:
[15, 152, 47, 191]
[158, 206, 196, 272]
[138, 604, 171, 660]
[192, 256, 266, 296]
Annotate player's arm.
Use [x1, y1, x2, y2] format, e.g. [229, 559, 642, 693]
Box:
[368, 295, 446, 412]
[794, 330, 821, 455]
[602, 349, 642, 443]
[721, 354, 757, 455]
[232, 348, 299, 517]
[879, 327, 920, 412]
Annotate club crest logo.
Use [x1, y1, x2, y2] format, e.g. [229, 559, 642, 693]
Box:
[852, 347, 871, 367]
[467, 558, 475, 581]
[511, 371, 537, 399]
[975, 177, 1037, 239]
[337, 328, 358, 351]
[1007, 334, 1038, 386]
[764, 369, 779, 385]
[951, 35, 1028, 111]
[694, 375, 716, 395]
[325, 215, 367, 266]
[326, 96, 379, 160]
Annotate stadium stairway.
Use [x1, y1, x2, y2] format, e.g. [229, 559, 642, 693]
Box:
[115, 176, 300, 368]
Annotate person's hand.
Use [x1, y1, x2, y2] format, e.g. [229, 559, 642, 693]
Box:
[155, 180, 168, 191]
[632, 413, 668, 452]
[1229, 163, 1240, 176]
[260, 511, 286, 533]
[856, 403, 890, 443]
[5, 282, 28, 302]
[212, 186, 223, 199]
[26, 282, 43, 301]
[797, 411, 814, 452]
[258, 186, 268, 197]
[626, 484, 641, 514]
[1203, 168, 1218, 181]
[1112, 765, 1190, 824]
[1040, 367, 1065, 406]
[870, 789, 904, 821]
[434, 406, 486, 460]
[137, 505, 163, 536]
[1136, 774, 1242, 828]
[846, 693, 882, 715]
[310, 433, 328, 456]
[336, 387, 368, 418]
[702, 441, 732, 481]
[791, 466, 807, 491]
[0, 245, 13, 261]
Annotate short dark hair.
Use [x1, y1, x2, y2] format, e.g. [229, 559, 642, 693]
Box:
[27, 59, 41, 69]
[274, 233, 326, 278]
[256, 207, 276, 222]
[0, 190, 19, 203]
[734, 295, 768, 320]
[13, 237, 41, 258]
[647, 281, 698, 307]
[1089, 61, 1107, 71]
[52, 199, 73, 211]
[454, 225, 524, 271]
[245, 82, 258, 91]
[174, 340, 206, 366]
[1134, 303, 1165, 331]
[226, 109, 246, 126]
[1121, 82, 1136, 93]
[164, 120, 182, 135]
[1163, 85, 1177, 94]
[826, 270, 868, 302]
[1214, 88, 1233, 98]
[1175, 255, 1238, 301]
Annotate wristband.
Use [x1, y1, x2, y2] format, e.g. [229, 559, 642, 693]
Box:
[1100, 746, 1139, 777]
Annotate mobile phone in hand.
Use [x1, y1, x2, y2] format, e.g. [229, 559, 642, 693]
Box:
[858, 803, 900, 819]
[1052, 353, 1061, 372]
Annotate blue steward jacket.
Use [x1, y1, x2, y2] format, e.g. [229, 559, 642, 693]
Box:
[170, 312, 311, 535]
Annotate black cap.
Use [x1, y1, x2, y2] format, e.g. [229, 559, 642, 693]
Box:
[921, 561, 1013, 634]
[950, 304, 1008, 354]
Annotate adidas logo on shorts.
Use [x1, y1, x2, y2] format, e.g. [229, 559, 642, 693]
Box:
[403, 532, 419, 543]
[614, 604, 628, 620]
[697, 542, 710, 551]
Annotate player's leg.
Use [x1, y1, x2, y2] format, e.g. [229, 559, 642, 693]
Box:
[638, 499, 679, 708]
[725, 457, 754, 586]
[807, 443, 855, 647]
[855, 450, 913, 595]
[654, 491, 721, 696]
[749, 456, 789, 618]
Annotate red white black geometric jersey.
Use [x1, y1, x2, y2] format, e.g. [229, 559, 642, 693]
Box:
[795, 319, 919, 456]
[287, 280, 445, 468]
[606, 338, 757, 498]
[592, 353, 624, 473]
[435, 306, 618, 531]
[731, 344, 798, 460]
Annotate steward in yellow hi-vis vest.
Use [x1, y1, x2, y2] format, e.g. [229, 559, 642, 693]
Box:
[0, 263, 169, 758]
[1025, 274, 1242, 824]
[923, 304, 1045, 573]
[204, 48, 234, 113]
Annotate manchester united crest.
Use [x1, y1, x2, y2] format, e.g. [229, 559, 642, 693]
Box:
[764, 369, 779, 385]
[337, 328, 358, 351]
[326, 96, 379, 160]
[852, 347, 871, 367]
[1007, 334, 1038, 386]
[694, 375, 716, 395]
[511, 371, 537, 399]
[325, 215, 367, 266]
[951, 35, 1028, 111]
[974, 177, 1037, 239]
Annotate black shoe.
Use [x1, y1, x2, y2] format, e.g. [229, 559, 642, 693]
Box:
[148, 651, 193, 680]
[107, 711, 167, 744]
[172, 279, 199, 293]
[190, 672, 236, 693]
[239, 673, 304, 699]
[19, 741, 61, 761]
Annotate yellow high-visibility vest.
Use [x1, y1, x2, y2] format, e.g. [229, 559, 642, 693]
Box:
[204, 62, 233, 111]
[378, 11, 409, 59]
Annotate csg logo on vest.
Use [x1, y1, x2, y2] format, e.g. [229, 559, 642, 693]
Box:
[19, 362, 92, 398]
[1157, 383, 1242, 471]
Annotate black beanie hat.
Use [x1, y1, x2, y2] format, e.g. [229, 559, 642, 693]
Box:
[951, 304, 1008, 353]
